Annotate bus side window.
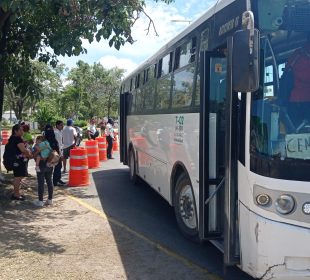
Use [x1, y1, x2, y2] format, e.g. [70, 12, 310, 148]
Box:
[136, 88, 144, 112]
[145, 64, 156, 110]
[156, 74, 172, 110]
[130, 90, 136, 113]
[161, 53, 171, 76]
[172, 65, 195, 108]
[130, 78, 133, 91]
[136, 72, 145, 112]
[179, 40, 192, 68]
[264, 65, 274, 97]
[195, 71, 200, 106]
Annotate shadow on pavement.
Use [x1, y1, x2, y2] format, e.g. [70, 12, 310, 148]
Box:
[91, 167, 253, 280]
[0, 197, 79, 257]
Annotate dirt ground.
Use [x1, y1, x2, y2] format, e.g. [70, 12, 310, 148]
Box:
[0, 172, 218, 280]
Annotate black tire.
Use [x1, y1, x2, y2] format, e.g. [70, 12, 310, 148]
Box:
[129, 149, 138, 184]
[174, 173, 199, 240]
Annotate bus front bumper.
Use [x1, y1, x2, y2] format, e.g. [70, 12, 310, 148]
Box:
[239, 203, 310, 279]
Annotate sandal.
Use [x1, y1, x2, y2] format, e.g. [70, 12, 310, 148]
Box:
[11, 194, 26, 201]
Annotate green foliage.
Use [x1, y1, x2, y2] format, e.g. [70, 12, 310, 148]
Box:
[59, 61, 124, 120]
[73, 119, 87, 128]
[0, 0, 173, 119]
[0, 119, 11, 129]
[34, 101, 63, 131]
[1, 0, 173, 68]
[4, 59, 64, 120]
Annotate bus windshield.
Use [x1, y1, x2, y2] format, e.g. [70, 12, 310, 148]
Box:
[250, 1, 310, 181]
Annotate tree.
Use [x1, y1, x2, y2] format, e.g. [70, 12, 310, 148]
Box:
[62, 61, 124, 120]
[4, 58, 64, 120]
[0, 0, 173, 119]
[102, 68, 124, 117]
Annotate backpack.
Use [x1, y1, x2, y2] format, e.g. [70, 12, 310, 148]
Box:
[2, 142, 19, 171]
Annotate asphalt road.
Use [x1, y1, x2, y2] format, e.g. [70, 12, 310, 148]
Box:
[72, 157, 255, 280]
[0, 144, 254, 280]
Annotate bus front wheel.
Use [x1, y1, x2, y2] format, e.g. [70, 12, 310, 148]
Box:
[174, 174, 198, 240]
[129, 149, 138, 184]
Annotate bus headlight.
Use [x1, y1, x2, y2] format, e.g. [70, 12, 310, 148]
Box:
[256, 194, 271, 206]
[302, 203, 310, 215]
[275, 194, 295, 215]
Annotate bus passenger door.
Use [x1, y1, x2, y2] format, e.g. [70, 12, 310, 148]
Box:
[120, 92, 130, 165]
[199, 51, 227, 243]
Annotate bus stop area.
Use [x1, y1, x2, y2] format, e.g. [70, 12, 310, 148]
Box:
[0, 150, 252, 280]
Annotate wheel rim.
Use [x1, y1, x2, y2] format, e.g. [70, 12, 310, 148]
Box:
[179, 184, 197, 229]
[130, 152, 135, 178]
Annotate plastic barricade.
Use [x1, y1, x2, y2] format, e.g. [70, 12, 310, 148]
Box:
[1, 130, 9, 145]
[68, 148, 89, 187]
[97, 137, 107, 161]
[85, 140, 100, 169]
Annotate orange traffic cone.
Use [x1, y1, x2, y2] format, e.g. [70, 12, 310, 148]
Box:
[97, 137, 107, 161]
[1, 130, 10, 145]
[68, 148, 89, 187]
[85, 140, 100, 169]
[113, 134, 119, 152]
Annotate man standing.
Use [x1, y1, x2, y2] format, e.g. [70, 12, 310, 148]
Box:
[106, 118, 114, 159]
[87, 118, 99, 140]
[62, 119, 77, 173]
[53, 120, 66, 186]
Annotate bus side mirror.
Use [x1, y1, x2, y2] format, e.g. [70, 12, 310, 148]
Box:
[232, 29, 260, 92]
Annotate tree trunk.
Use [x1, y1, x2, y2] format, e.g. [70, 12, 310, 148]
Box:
[0, 10, 11, 121]
[16, 99, 24, 121]
[0, 78, 4, 120]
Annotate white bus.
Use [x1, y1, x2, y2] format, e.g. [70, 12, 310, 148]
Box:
[119, 0, 310, 279]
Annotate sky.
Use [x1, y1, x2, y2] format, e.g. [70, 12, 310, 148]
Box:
[57, 0, 217, 76]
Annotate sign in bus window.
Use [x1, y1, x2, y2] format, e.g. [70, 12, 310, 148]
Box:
[286, 134, 310, 160]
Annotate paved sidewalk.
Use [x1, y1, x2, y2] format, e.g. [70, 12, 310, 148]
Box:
[0, 158, 219, 280]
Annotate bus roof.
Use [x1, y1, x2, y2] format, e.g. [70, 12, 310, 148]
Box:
[125, 0, 237, 79]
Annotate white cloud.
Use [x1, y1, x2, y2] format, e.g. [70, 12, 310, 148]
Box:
[98, 55, 138, 75]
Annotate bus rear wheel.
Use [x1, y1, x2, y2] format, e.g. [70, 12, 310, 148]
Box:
[174, 174, 198, 240]
[129, 149, 138, 184]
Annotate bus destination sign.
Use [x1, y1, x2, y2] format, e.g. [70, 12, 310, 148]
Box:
[286, 133, 310, 160]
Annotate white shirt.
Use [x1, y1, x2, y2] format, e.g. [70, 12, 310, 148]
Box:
[106, 123, 114, 138]
[88, 124, 97, 134]
[62, 126, 77, 149]
[54, 128, 63, 156]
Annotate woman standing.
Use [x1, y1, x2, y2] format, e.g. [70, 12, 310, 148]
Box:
[7, 124, 31, 200]
[33, 124, 59, 207]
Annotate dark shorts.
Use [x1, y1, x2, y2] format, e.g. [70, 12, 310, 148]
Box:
[13, 160, 28, 177]
[63, 145, 75, 159]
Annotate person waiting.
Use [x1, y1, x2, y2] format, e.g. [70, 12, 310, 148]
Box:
[87, 118, 99, 140]
[280, 34, 310, 130]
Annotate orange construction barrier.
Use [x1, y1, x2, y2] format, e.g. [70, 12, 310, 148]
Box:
[97, 137, 107, 161]
[85, 140, 100, 169]
[1, 130, 9, 145]
[113, 133, 119, 152]
[68, 148, 89, 187]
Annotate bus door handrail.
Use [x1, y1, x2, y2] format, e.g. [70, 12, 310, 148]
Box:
[205, 177, 225, 205]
